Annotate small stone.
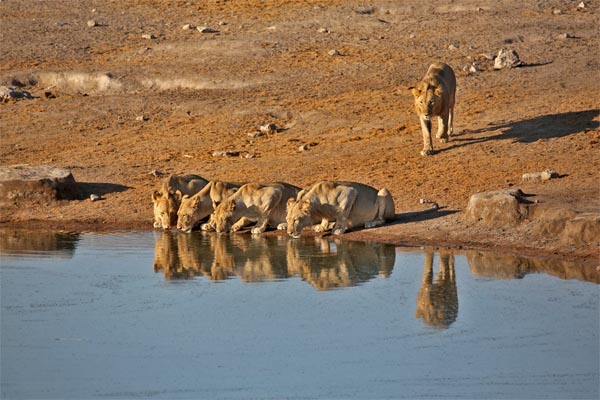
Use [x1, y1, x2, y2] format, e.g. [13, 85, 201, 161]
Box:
[577, 2, 586, 9]
[328, 49, 341, 56]
[448, 44, 459, 51]
[141, 34, 156, 40]
[197, 26, 218, 33]
[245, 153, 256, 159]
[149, 170, 164, 177]
[90, 194, 101, 202]
[212, 150, 239, 157]
[298, 144, 309, 152]
[318, 27, 330, 33]
[248, 131, 264, 138]
[409, 33, 416, 39]
[259, 123, 277, 134]
[494, 48, 523, 69]
[0, 86, 33, 101]
[469, 63, 482, 73]
[522, 169, 559, 181]
[557, 33, 573, 39]
[182, 23, 196, 30]
[553, 9, 562, 15]
[136, 115, 149, 121]
[87, 19, 97, 28]
[218, 21, 227, 26]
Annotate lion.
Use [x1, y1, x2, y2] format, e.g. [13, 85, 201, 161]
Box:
[410, 62, 456, 156]
[152, 174, 208, 229]
[213, 182, 300, 234]
[285, 181, 395, 238]
[176, 180, 242, 232]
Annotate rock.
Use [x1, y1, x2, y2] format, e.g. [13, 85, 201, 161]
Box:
[212, 150, 240, 157]
[149, 170, 164, 177]
[197, 26, 218, 33]
[494, 48, 523, 69]
[577, 2, 586, 9]
[247, 131, 264, 138]
[259, 123, 277, 134]
[522, 169, 559, 181]
[553, 9, 562, 15]
[89, 194, 101, 202]
[141, 34, 156, 40]
[557, 33, 573, 39]
[182, 23, 196, 30]
[244, 153, 256, 159]
[218, 21, 227, 26]
[0, 86, 33, 101]
[318, 27, 330, 33]
[328, 49, 341, 56]
[0, 165, 78, 204]
[298, 144, 309, 152]
[87, 19, 98, 28]
[448, 44, 459, 51]
[136, 115, 149, 121]
[465, 189, 530, 227]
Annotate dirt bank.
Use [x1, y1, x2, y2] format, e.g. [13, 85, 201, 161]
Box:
[0, 1, 598, 265]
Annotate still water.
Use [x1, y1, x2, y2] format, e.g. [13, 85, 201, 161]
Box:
[1, 230, 598, 399]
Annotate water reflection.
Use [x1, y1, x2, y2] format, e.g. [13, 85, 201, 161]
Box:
[0, 229, 80, 259]
[153, 231, 395, 289]
[467, 251, 600, 283]
[416, 252, 458, 328]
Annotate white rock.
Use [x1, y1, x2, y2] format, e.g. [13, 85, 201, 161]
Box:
[494, 48, 523, 69]
[136, 115, 149, 121]
[197, 26, 218, 33]
[328, 49, 341, 56]
[248, 131, 264, 138]
[141, 34, 156, 40]
[90, 194, 101, 202]
[318, 27, 330, 33]
[578, 2, 586, 9]
[259, 123, 277, 134]
[298, 144, 309, 152]
[448, 44, 459, 51]
[87, 19, 98, 28]
[182, 23, 196, 30]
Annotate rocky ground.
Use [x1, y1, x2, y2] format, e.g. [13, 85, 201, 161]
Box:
[0, 0, 598, 265]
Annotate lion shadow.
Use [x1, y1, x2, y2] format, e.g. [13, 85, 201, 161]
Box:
[440, 109, 599, 152]
[387, 206, 459, 225]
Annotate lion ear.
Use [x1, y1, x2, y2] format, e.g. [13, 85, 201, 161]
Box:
[174, 190, 183, 201]
[152, 190, 162, 201]
[300, 199, 312, 213]
[224, 199, 236, 212]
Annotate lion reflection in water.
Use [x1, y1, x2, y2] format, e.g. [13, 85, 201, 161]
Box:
[286, 238, 395, 290]
[153, 232, 395, 289]
[416, 252, 458, 328]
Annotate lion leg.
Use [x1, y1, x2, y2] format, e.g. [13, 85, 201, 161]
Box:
[420, 117, 434, 156]
[231, 217, 252, 232]
[448, 106, 454, 136]
[332, 187, 357, 235]
[365, 188, 393, 228]
[436, 112, 449, 143]
[313, 218, 331, 233]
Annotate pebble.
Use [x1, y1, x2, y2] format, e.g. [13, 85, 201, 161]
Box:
[578, 1, 586, 9]
[212, 150, 240, 157]
[298, 144, 309, 152]
[90, 194, 101, 202]
[182, 23, 196, 30]
[558, 33, 573, 39]
[328, 49, 341, 56]
[149, 170, 164, 177]
[259, 123, 277, 134]
[553, 9, 562, 15]
[136, 115, 149, 121]
[318, 27, 330, 33]
[248, 131, 264, 138]
[197, 26, 218, 33]
[522, 169, 559, 181]
[141, 34, 156, 40]
[87, 19, 98, 28]
[448, 44, 459, 51]
[494, 48, 523, 69]
[244, 153, 256, 159]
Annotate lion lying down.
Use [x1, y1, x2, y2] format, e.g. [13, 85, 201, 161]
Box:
[152, 174, 208, 229]
[213, 182, 300, 234]
[176, 180, 242, 232]
[285, 181, 395, 238]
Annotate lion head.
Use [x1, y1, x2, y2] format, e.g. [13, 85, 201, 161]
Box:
[286, 198, 313, 238]
[177, 194, 212, 232]
[411, 84, 443, 121]
[152, 190, 180, 229]
[213, 199, 236, 233]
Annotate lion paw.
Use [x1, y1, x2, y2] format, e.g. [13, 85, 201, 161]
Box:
[250, 227, 265, 234]
[200, 223, 213, 231]
[313, 225, 327, 233]
[276, 223, 287, 230]
[421, 149, 434, 156]
[332, 228, 346, 235]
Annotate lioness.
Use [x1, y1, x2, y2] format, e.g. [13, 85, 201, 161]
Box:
[410, 62, 456, 155]
[152, 174, 208, 229]
[176, 180, 242, 232]
[286, 181, 395, 238]
[213, 182, 300, 234]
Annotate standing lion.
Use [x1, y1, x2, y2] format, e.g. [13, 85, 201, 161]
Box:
[410, 62, 456, 155]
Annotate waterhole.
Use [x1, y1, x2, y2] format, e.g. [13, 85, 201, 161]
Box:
[1, 230, 598, 399]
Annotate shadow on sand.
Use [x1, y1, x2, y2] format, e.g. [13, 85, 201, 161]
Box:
[440, 109, 599, 153]
[75, 182, 131, 199]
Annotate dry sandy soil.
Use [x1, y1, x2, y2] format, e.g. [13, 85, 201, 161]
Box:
[1, 0, 598, 264]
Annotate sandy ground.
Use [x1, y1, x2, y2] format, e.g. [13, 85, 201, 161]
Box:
[0, 0, 598, 264]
